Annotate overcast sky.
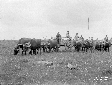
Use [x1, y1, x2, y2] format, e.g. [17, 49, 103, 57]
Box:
[0, 0, 112, 40]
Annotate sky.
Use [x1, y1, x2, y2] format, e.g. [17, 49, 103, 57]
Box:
[0, 0, 112, 40]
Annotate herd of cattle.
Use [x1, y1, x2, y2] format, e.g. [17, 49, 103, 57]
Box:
[13, 38, 112, 55]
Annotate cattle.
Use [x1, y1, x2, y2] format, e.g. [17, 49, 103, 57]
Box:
[103, 42, 111, 52]
[72, 39, 95, 52]
[14, 45, 20, 55]
[29, 39, 41, 55]
[95, 41, 103, 51]
[81, 40, 94, 52]
[14, 38, 31, 55]
[81, 41, 88, 52]
[94, 41, 111, 52]
[45, 39, 59, 52]
[14, 38, 41, 55]
[73, 41, 82, 52]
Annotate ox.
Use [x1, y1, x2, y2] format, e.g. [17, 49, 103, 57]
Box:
[14, 38, 41, 55]
[44, 39, 59, 52]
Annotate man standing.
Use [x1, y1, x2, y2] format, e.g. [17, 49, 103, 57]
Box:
[91, 37, 93, 42]
[66, 31, 70, 38]
[56, 32, 61, 44]
[74, 33, 79, 41]
[79, 35, 84, 41]
[104, 35, 108, 42]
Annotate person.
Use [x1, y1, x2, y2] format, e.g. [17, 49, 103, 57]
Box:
[88, 37, 91, 42]
[56, 32, 61, 44]
[66, 31, 70, 38]
[51, 37, 53, 40]
[96, 38, 99, 44]
[74, 33, 79, 41]
[66, 31, 72, 42]
[104, 35, 108, 42]
[96, 38, 98, 41]
[90, 37, 94, 44]
[79, 35, 84, 41]
[91, 37, 93, 42]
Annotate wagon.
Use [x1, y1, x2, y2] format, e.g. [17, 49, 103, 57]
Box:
[60, 37, 73, 50]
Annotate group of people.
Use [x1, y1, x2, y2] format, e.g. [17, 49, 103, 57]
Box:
[66, 31, 81, 41]
[56, 31, 82, 41]
[56, 31, 109, 44]
[56, 31, 85, 44]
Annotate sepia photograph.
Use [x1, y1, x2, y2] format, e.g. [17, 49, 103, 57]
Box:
[0, 0, 112, 85]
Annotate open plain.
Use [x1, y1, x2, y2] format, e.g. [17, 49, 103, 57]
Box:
[0, 40, 112, 85]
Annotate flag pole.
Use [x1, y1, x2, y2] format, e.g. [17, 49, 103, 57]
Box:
[88, 18, 89, 30]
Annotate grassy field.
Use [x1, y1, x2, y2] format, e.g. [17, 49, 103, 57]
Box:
[0, 40, 112, 85]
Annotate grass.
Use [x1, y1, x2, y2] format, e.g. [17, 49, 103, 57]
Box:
[0, 40, 112, 85]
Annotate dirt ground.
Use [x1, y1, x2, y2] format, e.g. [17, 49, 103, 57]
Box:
[0, 40, 112, 85]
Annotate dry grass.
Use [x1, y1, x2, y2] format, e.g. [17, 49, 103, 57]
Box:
[0, 40, 112, 85]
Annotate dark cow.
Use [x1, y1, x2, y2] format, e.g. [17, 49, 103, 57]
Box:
[73, 41, 82, 52]
[29, 39, 41, 55]
[45, 39, 59, 52]
[95, 41, 103, 51]
[14, 38, 31, 55]
[82, 40, 94, 52]
[14, 45, 20, 55]
[14, 38, 41, 55]
[103, 42, 111, 52]
[94, 41, 111, 52]
[72, 40, 94, 52]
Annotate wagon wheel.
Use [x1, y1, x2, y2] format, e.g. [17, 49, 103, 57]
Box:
[64, 40, 73, 51]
